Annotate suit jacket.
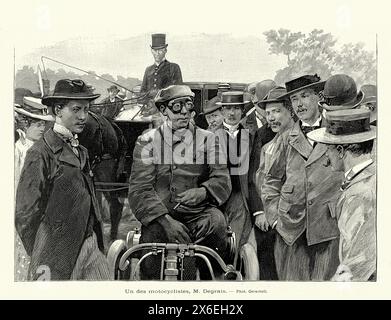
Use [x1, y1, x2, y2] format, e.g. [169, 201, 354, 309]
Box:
[101, 96, 123, 119]
[15, 129, 103, 280]
[261, 120, 343, 246]
[335, 162, 376, 281]
[128, 123, 231, 226]
[140, 60, 183, 99]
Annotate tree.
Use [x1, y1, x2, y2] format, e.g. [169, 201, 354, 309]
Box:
[333, 42, 376, 87]
[264, 29, 376, 86]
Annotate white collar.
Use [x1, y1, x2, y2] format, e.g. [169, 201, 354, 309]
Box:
[53, 123, 78, 140]
[344, 159, 374, 178]
[223, 121, 240, 132]
[301, 116, 322, 127]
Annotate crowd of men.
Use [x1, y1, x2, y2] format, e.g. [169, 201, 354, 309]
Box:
[14, 33, 377, 281]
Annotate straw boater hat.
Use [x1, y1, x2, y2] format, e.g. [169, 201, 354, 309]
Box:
[216, 91, 249, 106]
[307, 109, 376, 144]
[318, 74, 364, 111]
[14, 96, 55, 121]
[277, 74, 325, 99]
[42, 79, 100, 107]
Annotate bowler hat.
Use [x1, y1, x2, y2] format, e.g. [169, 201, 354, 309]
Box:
[201, 96, 222, 115]
[107, 85, 120, 93]
[254, 80, 277, 104]
[318, 74, 364, 111]
[307, 109, 376, 144]
[258, 87, 289, 109]
[42, 79, 100, 107]
[216, 91, 249, 106]
[278, 74, 325, 99]
[151, 33, 168, 50]
[14, 96, 55, 121]
[154, 85, 195, 105]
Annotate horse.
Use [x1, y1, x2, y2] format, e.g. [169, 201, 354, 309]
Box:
[78, 111, 129, 241]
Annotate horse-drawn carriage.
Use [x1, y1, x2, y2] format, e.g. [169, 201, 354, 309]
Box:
[89, 81, 260, 281]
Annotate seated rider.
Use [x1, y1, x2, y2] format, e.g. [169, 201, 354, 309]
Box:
[128, 85, 232, 279]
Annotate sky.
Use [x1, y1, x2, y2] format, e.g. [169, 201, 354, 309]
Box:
[2, 0, 381, 84]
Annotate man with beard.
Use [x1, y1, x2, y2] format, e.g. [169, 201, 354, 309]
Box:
[15, 79, 111, 280]
[128, 85, 231, 279]
[261, 74, 343, 280]
[307, 109, 376, 281]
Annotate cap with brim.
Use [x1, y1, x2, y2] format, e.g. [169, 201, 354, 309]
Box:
[14, 97, 55, 121]
[216, 91, 249, 105]
[154, 85, 195, 105]
[307, 109, 376, 144]
[201, 96, 221, 115]
[258, 86, 289, 109]
[42, 79, 100, 106]
[318, 90, 364, 111]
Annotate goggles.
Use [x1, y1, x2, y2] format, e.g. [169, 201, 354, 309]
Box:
[167, 97, 194, 113]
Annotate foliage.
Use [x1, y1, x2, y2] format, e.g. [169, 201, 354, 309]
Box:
[263, 28, 376, 87]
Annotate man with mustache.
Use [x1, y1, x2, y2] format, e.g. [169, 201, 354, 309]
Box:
[254, 87, 295, 280]
[15, 79, 111, 280]
[128, 85, 231, 279]
[261, 74, 343, 280]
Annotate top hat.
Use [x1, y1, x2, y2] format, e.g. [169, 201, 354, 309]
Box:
[42, 79, 100, 107]
[360, 84, 377, 105]
[216, 91, 249, 106]
[151, 33, 168, 50]
[318, 74, 364, 111]
[154, 85, 195, 105]
[217, 83, 231, 92]
[307, 109, 376, 144]
[107, 85, 120, 93]
[14, 96, 55, 121]
[258, 87, 289, 109]
[278, 74, 325, 99]
[201, 96, 222, 115]
[14, 88, 35, 106]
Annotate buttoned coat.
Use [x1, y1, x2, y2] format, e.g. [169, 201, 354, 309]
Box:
[15, 129, 103, 280]
[335, 162, 376, 281]
[128, 123, 231, 226]
[261, 121, 344, 246]
[140, 60, 183, 100]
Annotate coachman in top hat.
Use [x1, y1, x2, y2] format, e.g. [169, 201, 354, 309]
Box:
[140, 33, 183, 101]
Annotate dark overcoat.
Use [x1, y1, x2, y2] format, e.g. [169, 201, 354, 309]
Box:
[140, 60, 183, 99]
[15, 129, 103, 280]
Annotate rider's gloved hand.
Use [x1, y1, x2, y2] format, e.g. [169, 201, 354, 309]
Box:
[155, 214, 192, 244]
[175, 187, 207, 206]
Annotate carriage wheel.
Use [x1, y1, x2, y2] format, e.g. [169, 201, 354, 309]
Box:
[239, 243, 260, 280]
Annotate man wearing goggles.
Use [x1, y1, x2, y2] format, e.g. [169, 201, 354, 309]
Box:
[128, 85, 232, 279]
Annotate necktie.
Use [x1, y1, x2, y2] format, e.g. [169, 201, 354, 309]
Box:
[301, 125, 320, 136]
